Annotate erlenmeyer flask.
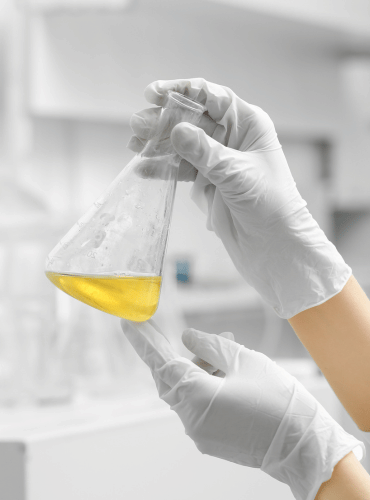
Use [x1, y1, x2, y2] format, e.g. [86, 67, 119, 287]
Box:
[45, 91, 206, 322]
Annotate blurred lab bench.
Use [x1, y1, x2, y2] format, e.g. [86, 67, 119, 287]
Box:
[0, 392, 294, 500]
[0, 367, 364, 500]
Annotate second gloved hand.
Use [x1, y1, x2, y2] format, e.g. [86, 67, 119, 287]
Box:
[121, 319, 365, 500]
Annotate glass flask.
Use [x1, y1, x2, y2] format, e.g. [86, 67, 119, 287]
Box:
[45, 91, 206, 322]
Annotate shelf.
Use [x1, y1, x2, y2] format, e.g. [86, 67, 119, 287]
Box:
[29, 109, 133, 125]
[176, 284, 262, 315]
[27, 0, 370, 45]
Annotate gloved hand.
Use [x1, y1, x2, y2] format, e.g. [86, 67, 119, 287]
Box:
[121, 319, 365, 500]
[128, 78, 351, 319]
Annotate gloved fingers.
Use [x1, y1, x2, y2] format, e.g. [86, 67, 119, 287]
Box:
[121, 318, 204, 388]
[144, 78, 240, 123]
[190, 356, 218, 375]
[126, 135, 146, 153]
[150, 364, 197, 407]
[156, 357, 205, 395]
[121, 318, 179, 372]
[128, 107, 218, 151]
[143, 79, 281, 153]
[128, 106, 218, 183]
[134, 156, 198, 182]
[191, 331, 234, 376]
[144, 78, 206, 107]
[129, 107, 162, 141]
[182, 328, 241, 375]
[171, 122, 241, 187]
[178, 160, 198, 182]
[150, 368, 172, 399]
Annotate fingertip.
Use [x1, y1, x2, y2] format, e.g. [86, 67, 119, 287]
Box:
[171, 122, 200, 155]
[126, 135, 144, 153]
[172, 121, 198, 134]
[182, 328, 210, 351]
[182, 328, 196, 349]
[144, 81, 167, 105]
[219, 331, 235, 341]
[129, 112, 142, 129]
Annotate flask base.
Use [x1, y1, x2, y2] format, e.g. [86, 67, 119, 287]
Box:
[45, 272, 161, 322]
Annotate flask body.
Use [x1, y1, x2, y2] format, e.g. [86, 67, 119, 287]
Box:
[45, 91, 206, 321]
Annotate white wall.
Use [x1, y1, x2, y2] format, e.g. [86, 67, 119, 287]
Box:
[210, 0, 370, 34]
[25, 1, 368, 286]
[29, 4, 347, 132]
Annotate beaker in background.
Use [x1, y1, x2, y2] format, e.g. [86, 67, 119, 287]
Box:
[0, 300, 73, 406]
[45, 91, 207, 321]
[0, 175, 73, 406]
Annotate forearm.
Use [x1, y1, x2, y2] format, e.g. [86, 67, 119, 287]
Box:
[315, 451, 370, 500]
[289, 274, 370, 431]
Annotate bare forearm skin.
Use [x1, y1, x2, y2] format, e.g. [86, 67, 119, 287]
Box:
[288, 275, 370, 499]
[289, 275, 370, 432]
[315, 451, 370, 500]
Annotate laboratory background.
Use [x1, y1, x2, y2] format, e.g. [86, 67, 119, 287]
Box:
[1, 0, 370, 499]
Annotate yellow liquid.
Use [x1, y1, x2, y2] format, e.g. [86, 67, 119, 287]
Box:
[46, 272, 161, 321]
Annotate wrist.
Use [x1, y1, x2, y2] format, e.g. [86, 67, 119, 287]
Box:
[261, 382, 365, 500]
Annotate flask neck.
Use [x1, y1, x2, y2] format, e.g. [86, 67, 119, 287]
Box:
[141, 91, 205, 160]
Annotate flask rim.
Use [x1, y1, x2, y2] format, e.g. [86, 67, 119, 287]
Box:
[167, 90, 207, 114]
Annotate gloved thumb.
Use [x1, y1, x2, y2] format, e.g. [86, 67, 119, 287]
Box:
[190, 331, 234, 375]
[182, 328, 241, 375]
[171, 123, 239, 190]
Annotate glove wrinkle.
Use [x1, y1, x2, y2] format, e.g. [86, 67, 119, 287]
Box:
[122, 320, 365, 500]
[123, 78, 364, 498]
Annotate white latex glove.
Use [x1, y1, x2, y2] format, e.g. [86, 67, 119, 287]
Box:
[128, 78, 351, 319]
[121, 319, 365, 500]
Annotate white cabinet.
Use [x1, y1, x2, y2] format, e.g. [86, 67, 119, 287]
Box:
[0, 397, 295, 500]
[1, 372, 366, 500]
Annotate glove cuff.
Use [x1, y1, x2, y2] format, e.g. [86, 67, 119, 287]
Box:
[191, 173, 352, 320]
[261, 382, 366, 500]
[244, 206, 352, 319]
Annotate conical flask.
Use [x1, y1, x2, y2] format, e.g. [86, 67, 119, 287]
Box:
[45, 91, 206, 321]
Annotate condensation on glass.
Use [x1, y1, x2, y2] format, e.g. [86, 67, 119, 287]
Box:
[45, 91, 207, 321]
